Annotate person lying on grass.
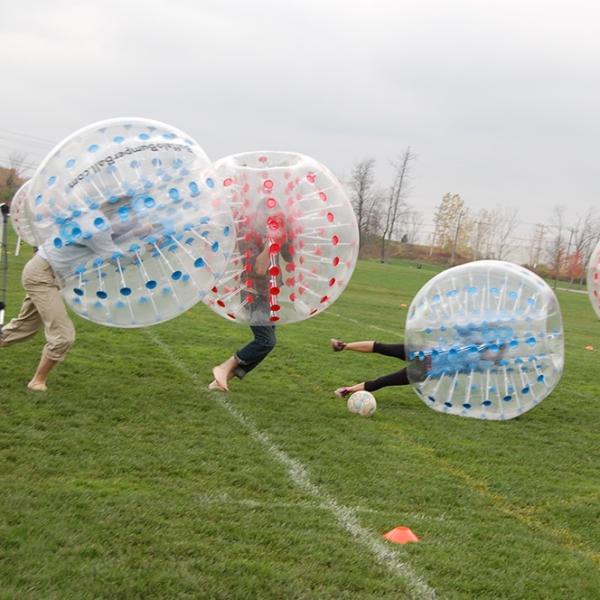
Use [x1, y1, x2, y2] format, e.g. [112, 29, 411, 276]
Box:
[331, 333, 509, 398]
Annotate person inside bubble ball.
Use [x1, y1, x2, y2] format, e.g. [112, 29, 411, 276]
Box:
[329, 339, 422, 397]
[330, 326, 510, 398]
[0, 196, 144, 391]
[210, 206, 293, 391]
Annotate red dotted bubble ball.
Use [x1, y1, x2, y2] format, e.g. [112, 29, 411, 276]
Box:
[587, 239, 600, 319]
[204, 151, 359, 325]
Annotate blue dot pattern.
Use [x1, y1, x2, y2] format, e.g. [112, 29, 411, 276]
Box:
[30, 118, 232, 329]
[407, 261, 564, 420]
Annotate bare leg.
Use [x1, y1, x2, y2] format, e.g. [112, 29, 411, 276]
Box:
[212, 356, 238, 391]
[28, 354, 58, 392]
[330, 338, 375, 353]
[344, 341, 375, 353]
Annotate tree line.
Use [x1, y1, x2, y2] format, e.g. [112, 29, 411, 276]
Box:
[347, 151, 600, 283]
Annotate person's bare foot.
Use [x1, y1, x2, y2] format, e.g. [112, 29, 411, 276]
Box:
[27, 381, 47, 392]
[212, 366, 229, 391]
[212, 356, 238, 392]
[208, 380, 227, 392]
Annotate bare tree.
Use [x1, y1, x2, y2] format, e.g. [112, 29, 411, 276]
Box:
[5, 152, 28, 199]
[348, 158, 376, 248]
[405, 209, 424, 244]
[364, 188, 386, 239]
[491, 207, 519, 261]
[470, 209, 494, 260]
[546, 206, 566, 288]
[529, 223, 547, 268]
[432, 192, 471, 262]
[566, 208, 600, 286]
[380, 147, 415, 261]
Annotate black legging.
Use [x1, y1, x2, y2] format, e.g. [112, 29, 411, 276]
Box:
[364, 342, 410, 392]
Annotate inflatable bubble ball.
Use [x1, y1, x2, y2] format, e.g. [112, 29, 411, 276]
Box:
[10, 180, 37, 246]
[587, 239, 600, 319]
[204, 151, 359, 325]
[405, 260, 564, 420]
[28, 117, 234, 327]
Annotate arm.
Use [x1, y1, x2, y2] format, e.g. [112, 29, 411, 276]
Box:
[254, 244, 270, 275]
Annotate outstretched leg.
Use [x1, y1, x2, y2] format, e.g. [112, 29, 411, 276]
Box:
[334, 368, 410, 398]
[331, 339, 406, 359]
[331, 339, 374, 353]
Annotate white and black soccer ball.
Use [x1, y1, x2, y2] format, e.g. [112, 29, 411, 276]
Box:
[347, 391, 377, 417]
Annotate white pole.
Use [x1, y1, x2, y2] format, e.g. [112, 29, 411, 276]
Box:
[15, 235, 22, 257]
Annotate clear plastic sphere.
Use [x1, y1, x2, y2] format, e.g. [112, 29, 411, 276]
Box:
[28, 118, 234, 328]
[587, 240, 600, 319]
[10, 180, 37, 246]
[204, 151, 359, 325]
[405, 260, 564, 420]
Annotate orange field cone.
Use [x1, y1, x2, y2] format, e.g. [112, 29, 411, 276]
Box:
[585, 345, 594, 351]
[383, 526, 420, 544]
[400, 303, 408, 309]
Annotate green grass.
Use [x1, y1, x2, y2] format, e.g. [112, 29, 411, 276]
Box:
[1, 234, 600, 599]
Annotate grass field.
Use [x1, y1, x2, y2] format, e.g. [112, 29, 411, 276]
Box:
[1, 233, 600, 599]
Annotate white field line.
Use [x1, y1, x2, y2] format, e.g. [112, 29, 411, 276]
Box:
[146, 330, 438, 600]
[555, 287, 587, 295]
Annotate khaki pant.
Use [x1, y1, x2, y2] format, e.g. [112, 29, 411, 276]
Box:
[0, 254, 75, 362]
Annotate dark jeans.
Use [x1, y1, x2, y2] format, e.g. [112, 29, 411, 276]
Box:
[234, 325, 276, 379]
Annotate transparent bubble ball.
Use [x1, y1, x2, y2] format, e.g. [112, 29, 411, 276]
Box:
[204, 151, 359, 325]
[27, 117, 234, 328]
[10, 180, 37, 246]
[405, 260, 564, 420]
[587, 239, 600, 319]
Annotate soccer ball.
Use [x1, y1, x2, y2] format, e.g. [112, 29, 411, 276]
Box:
[347, 391, 377, 417]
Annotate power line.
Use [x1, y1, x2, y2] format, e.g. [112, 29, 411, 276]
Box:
[0, 137, 49, 154]
[0, 127, 55, 145]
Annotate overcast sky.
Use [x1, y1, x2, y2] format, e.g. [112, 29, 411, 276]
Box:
[2, 0, 599, 244]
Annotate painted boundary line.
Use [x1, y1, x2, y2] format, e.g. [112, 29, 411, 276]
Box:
[555, 287, 587, 295]
[146, 330, 438, 600]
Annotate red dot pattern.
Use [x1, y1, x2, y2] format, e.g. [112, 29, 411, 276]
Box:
[208, 162, 357, 324]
